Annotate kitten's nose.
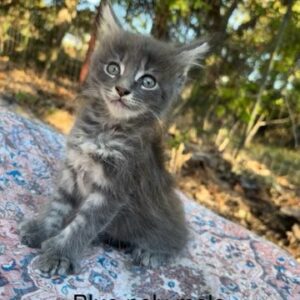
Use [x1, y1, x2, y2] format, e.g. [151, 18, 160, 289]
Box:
[115, 86, 130, 97]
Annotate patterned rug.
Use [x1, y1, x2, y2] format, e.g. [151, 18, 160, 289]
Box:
[0, 108, 300, 300]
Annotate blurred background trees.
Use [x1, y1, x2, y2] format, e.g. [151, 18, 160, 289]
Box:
[1, 0, 299, 152]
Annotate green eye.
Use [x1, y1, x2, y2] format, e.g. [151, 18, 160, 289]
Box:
[106, 62, 120, 76]
[141, 75, 157, 89]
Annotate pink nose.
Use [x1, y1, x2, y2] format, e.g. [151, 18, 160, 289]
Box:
[115, 86, 130, 97]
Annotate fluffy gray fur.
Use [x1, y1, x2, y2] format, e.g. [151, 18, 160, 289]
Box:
[18, 0, 208, 275]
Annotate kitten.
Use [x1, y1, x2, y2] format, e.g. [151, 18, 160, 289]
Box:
[18, 0, 208, 275]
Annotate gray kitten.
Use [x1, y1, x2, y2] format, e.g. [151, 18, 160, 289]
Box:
[19, 0, 208, 275]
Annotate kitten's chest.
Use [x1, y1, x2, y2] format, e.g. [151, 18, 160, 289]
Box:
[66, 128, 136, 197]
[67, 142, 110, 197]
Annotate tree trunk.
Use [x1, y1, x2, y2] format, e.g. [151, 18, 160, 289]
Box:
[79, 3, 101, 85]
[285, 96, 299, 148]
[242, 0, 293, 147]
[150, 2, 170, 40]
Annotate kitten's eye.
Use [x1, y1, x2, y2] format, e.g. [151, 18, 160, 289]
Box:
[105, 62, 120, 77]
[141, 75, 157, 90]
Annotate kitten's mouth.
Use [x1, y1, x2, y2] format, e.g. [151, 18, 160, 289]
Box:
[109, 98, 132, 110]
[103, 92, 142, 120]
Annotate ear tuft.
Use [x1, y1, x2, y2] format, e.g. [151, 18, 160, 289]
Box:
[177, 40, 209, 73]
[97, 0, 121, 37]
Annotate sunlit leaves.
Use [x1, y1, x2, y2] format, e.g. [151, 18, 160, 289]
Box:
[0, 0, 299, 147]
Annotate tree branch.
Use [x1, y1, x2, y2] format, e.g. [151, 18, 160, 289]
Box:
[243, 0, 294, 146]
[259, 117, 290, 126]
[222, 0, 239, 31]
[236, 16, 259, 36]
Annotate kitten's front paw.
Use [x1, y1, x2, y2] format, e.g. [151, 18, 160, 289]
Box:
[131, 248, 169, 268]
[18, 219, 44, 248]
[37, 252, 77, 276]
[37, 239, 79, 276]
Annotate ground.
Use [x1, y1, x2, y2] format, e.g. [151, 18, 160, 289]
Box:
[1, 65, 299, 262]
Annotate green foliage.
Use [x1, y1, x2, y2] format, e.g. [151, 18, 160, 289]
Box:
[0, 0, 90, 77]
[0, 0, 299, 148]
[167, 128, 194, 148]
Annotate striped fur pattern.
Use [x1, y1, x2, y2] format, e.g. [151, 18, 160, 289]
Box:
[18, 0, 208, 275]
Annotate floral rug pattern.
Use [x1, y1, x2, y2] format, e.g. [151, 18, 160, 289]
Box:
[0, 109, 300, 300]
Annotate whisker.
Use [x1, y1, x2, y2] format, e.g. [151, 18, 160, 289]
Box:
[191, 62, 204, 68]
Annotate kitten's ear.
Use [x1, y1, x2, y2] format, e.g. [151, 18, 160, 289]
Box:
[97, 0, 122, 37]
[176, 39, 209, 74]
